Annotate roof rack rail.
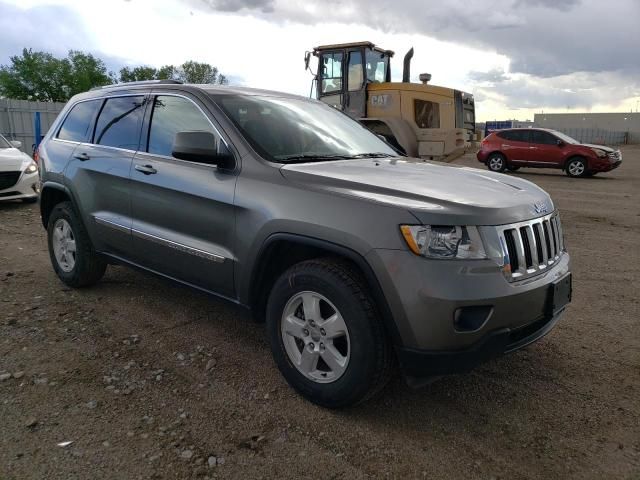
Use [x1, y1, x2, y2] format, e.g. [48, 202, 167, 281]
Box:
[90, 79, 183, 91]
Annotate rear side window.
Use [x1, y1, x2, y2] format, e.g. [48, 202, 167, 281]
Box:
[497, 130, 529, 142]
[94, 96, 146, 150]
[414, 100, 440, 128]
[531, 130, 557, 145]
[147, 95, 217, 158]
[57, 100, 101, 142]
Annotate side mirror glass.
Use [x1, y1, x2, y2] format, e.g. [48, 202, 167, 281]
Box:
[172, 131, 234, 168]
[10, 140, 22, 149]
[304, 51, 311, 71]
[557, 139, 565, 147]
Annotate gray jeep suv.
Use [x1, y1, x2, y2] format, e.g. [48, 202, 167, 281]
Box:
[38, 80, 571, 407]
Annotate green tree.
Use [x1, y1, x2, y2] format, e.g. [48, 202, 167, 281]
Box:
[119, 66, 159, 82]
[0, 48, 112, 102]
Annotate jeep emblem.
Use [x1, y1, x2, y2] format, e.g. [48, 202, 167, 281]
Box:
[533, 202, 548, 214]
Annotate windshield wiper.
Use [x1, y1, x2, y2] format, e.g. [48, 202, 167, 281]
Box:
[349, 152, 395, 158]
[276, 154, 357, 164]
[277, 152, 395, 163]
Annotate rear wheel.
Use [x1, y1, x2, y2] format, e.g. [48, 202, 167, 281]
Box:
[565, 157, 587, 178]
[47, 201, 106, 287]
[266, 258, 393, 408]
[487, 153, 506, 172]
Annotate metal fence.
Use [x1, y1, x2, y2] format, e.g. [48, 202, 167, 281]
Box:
[542, 127, 628, 146]
[0, 99, 65, 154]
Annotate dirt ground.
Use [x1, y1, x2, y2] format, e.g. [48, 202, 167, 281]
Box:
[1, 147, 639, 480]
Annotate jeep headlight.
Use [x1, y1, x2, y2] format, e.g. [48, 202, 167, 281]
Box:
[400, 225, 487, 259]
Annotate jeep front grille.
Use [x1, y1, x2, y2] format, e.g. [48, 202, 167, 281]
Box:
[0, 171, 21, 190]
[499, 212, 564, 281]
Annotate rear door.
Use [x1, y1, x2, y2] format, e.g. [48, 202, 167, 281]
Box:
[64, 94, 148, 257]
[128, 92, 237, 297]
[496, 130, 531, 165]
[526, 130, 564, 166]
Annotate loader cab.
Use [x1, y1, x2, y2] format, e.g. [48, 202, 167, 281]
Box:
[311, 42, 393, 120]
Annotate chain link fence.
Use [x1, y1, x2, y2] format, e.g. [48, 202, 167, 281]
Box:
[551, 127, 628, 146]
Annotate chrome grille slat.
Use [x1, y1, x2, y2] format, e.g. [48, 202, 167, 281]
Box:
[498, 212, 565, 281]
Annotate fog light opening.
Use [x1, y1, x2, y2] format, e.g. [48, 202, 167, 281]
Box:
[454, 306, 493, 333]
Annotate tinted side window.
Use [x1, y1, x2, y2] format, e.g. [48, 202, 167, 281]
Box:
[496, 131, 512, 140]
[147, 96, 217, 158]
[57, 100, 100, 142]
[414, 100, 440, 128]
[94, 96, 146, 150]
[531, 130, 557, 145]
[511, 130, 530, 142]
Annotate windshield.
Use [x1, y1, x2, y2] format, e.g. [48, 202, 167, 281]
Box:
[0, 134, 12, 149]
[212, 94, 397, 162]
[551, 130, 579, 144]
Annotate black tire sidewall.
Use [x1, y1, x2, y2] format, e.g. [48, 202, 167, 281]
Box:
[487, 154, 506, 172]
[566, 158, 586, 177]
[266, 262, 382, 408]
[47, 202, 101, 287]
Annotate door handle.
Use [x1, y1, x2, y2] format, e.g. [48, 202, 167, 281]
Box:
[134, 164, 157, 175]
[73, 152, 90, 161]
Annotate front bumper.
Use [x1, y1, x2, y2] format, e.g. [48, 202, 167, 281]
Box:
[397, 308, 565, 386]
[366, 248, 571, 380]
[0, 171, 39, 201]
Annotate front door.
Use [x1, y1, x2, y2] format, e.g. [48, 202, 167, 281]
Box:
[128, 93, 237, 297]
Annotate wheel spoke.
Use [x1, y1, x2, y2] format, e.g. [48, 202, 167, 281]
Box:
[302, 293, 321, 322]
[282, 314, 306, 339]
[321, 344, 347, 374]
[321, 313, 347, 339]
[66, 239, 77, 253]
[53, 227, 63, 242]
[298, 347, 319, 373]
[61, 221, 70, 238]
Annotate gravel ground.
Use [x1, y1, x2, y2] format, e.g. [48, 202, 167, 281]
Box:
[1, 147, 639, 480]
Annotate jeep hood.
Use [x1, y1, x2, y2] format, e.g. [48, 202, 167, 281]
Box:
[281, 158, 554, 225]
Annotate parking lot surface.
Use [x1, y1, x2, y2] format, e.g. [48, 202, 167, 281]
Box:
[1, 147, 639, 479]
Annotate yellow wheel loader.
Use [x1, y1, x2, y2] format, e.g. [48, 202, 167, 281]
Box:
[305, 41, 476, 161]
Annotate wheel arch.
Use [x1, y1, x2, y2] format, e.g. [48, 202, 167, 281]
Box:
[248, 233, 402, 346]
[40, 181, 74, 228]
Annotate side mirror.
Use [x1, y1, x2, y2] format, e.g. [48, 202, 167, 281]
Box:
[304, 51, 311, 71]
[172, 131, 234, 168]
[557, 139, 565, 147]
[10, 140, 22, 149]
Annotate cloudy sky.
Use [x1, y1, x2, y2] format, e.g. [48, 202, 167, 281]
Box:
[1, 0, 639, 121]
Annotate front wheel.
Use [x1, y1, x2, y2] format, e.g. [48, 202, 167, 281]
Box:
[565, 158, 587, 177]
[266, 258, 393, 408]
[486, 153, 506, 172]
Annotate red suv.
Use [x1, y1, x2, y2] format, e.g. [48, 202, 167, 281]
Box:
[477, 128, 622, 177]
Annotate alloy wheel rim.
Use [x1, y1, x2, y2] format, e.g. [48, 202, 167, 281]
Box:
[489, 157, 503, 170]
[52, 219, 76, 272]
[568, 161, 584, 176]
[280, 291, 351, 383]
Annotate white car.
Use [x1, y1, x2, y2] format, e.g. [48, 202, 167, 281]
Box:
[0, 134, 39, 203]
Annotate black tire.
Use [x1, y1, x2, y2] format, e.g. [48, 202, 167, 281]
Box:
[507, 165, 520, 171]
[486, 153, 506, 172]
[565, 157, 587, 178]
[21, 197, 38, 204]
[47, 201, 106, 287]
[266, 258, 394, 408]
